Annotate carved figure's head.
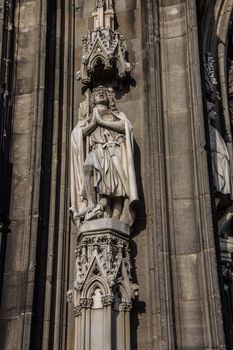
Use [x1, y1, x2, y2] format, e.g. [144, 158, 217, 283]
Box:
[93, 86, 109, 105]
[91, 85, 116, 110]
[207, 100, 217, 122]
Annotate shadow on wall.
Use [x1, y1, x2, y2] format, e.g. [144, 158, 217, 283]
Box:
[130, 140, 147, 350]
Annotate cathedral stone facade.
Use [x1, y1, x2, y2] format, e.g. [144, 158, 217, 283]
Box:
[0, 1, 233, 349]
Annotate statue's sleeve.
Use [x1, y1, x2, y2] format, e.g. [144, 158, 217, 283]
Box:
[70, 125, 85, 214]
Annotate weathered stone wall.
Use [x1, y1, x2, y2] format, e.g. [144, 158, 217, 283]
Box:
[141, 1, 225, 348]
[0, 0, 47, 348]
[0, 0, 227, 349]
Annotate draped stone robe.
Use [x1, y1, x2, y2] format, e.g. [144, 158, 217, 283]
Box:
[209, 124, 231, 195]
[70, 106, 138, 227]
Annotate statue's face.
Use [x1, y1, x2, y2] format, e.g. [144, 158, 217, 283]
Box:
[207, 101, 217, 122]
[209, 108, 217, 122]
[94, 90, 108, 105]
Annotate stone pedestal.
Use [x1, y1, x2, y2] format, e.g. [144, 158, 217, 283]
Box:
[69, 219, 135, 350]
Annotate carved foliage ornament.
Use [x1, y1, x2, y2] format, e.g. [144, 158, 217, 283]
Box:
[74, 233, 132, 292]
[71, 226, 137, 317]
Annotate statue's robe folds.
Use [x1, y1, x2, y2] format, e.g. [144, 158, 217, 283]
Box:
[209, 124, 231, 195]
[70, 107, 138, 227]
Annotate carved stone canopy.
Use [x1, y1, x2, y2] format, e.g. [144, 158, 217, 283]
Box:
[76, 0, 131, 85]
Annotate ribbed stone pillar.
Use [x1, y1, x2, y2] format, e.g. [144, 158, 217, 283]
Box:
[68, 219, 134, 350]
[143, 0, 226, 348]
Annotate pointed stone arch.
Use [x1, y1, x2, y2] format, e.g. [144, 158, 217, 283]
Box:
[84, 275, 111, 299]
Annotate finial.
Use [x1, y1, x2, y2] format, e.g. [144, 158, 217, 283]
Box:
[96, 0, 105, 8]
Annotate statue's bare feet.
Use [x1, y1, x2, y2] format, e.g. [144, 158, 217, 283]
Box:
[85, 204, 104, 221]
[76, 203, 96, 219]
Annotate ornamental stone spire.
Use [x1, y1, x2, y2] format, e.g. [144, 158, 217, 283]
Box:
[76, 0, 131, 85]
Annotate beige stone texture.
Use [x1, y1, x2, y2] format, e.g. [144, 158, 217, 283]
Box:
[0, 0, 227, 349]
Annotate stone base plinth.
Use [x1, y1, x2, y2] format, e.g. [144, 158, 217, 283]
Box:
[68, 219, 134, 350]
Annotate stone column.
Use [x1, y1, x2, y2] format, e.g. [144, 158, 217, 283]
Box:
[0, 0, 47, 348]
[69, 219, 134, 350]
[142, 0, 226, 348]
[103, 297, 112, 350]
[157, 0, 225, 348]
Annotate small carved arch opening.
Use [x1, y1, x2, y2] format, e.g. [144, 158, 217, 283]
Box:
[91, 55, 107, 69]
[89, 287, 105, 349]
[84, 276, 110, 300]
[113, 282, 131, 306]
[91, 56, 118, 86]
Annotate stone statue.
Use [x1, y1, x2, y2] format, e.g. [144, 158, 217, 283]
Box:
[207, 101, 233, 235]
[207, 101, 231, 197]
[70, 86, 138, 227]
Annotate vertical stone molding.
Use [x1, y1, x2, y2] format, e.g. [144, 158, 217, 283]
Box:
[155, 0, 226, 348]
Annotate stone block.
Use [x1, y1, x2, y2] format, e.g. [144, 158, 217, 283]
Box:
[15, 67, 35, 95]
[3, 220, 25, 273]
[115, 0, 138, 12]
[13, 94, 33, 134]
[117, 9, 139, 40]
[167, 69, 189, 112]
[168, 110, 192, 156]
[116, 99, 143, 138]
[75, 18, 88, 48]
[175, 254, 201, 301]
[79, 218, 130, 237]
[166, 36, 186, 72]
[10, 176, 30, 220]
[177, 300, 205, 349]
[0, 318, 19, 350]
[18, 3, 37, 31]
[170, 154, 194, 199]
[162, 0, 181, 6]
[173, 199, 200, 254]
[17, 31, 37, 59]
[161, 4, 185, 39]
[1, 272, 22, 318]
[11, 132, 31, 177]
[83, 0, 97, 18]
